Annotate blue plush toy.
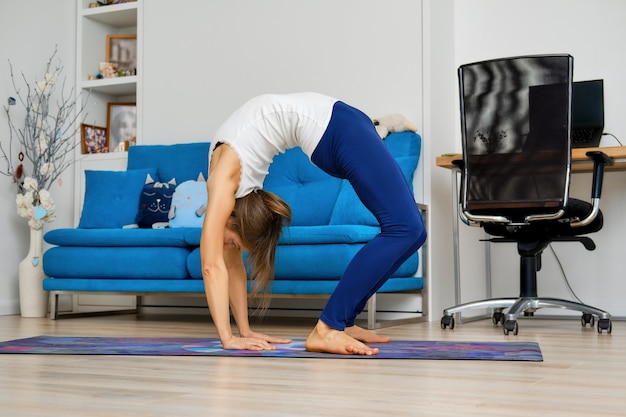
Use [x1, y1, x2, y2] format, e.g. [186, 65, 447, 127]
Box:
[136, 174, 177, 228]
[168, 173, 207, 228]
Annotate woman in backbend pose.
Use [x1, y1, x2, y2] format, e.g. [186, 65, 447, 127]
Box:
[201, 92, 427, 355]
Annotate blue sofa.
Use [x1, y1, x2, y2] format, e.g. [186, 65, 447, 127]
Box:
[42, 132, 426, 328]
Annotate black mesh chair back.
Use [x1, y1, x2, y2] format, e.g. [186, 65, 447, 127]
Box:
[458, 55, 573, 221]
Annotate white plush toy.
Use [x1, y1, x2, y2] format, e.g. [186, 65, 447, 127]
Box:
[373, 114, 418, 139]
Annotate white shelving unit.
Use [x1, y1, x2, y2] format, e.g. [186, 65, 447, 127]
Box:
[70, 0, 143, 314]
[74, 0, 143, 223]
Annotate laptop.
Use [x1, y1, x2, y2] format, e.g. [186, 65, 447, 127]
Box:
[572, 79, 604, 148]
[525, 82, 569, 152]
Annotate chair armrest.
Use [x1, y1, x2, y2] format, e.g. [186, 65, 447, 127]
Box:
[586, 151, 615, 199]
[571, 151, 614, 228]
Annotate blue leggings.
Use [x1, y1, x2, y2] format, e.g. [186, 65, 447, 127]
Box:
[311, 102, 427, 330]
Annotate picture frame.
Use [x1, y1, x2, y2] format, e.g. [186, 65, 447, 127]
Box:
[106, 34, 137, 73]
[106, 102, 137, 152]
[80, 123, 108, 154]
[97, 0, 137, 5]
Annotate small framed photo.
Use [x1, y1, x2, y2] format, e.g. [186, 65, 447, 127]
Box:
[107, 102, 136, 152]
[80, 124, 108, 154]
[106, 34, 137, 73]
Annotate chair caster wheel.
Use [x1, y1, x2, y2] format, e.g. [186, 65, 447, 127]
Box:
[441, 315, 455, 330]
[597, 318, 612, 334]
[581, 313, 595, 327]
[503, 320, 518, 336]
[492, 311, 505, 325]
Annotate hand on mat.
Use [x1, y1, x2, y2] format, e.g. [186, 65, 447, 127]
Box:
[244, 330, 291, 345]
[223, 332, 291, 351]
[222, 336, 275, 351]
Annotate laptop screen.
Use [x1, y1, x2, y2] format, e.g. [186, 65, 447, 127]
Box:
[573, 79, 604, 129]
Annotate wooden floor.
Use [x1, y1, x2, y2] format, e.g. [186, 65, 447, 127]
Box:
[0, 313, 624, 417]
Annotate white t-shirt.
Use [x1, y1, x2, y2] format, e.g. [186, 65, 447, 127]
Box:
[211, 92, 337, 198]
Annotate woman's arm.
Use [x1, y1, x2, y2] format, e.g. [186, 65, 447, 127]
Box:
[200, 147, 238, 346]
[225, 248, 291, 346]
[201, 145, 286, 350]
[223, 247, 252, 335]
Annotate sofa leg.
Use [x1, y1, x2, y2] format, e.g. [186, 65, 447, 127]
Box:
[49, 292, 59, 320]
[367, 294, 377, 330]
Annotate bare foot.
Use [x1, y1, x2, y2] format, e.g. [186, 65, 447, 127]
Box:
[345, 325, 391, 344]
[305, 320, 379, 356]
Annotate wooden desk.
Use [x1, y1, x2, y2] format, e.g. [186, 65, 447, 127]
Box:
[436, 146, 626, 171]
[435, 146, 626, 320]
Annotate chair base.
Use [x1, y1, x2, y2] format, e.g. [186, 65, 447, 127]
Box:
[441, 296, 612, 335]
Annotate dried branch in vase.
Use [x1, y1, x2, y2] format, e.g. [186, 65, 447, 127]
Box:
[2, 46, 88, 229]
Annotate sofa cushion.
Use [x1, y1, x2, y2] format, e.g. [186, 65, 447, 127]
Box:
[272, 244, 418, 280]
[384, 131, 422, 159]
[41, 276, 423, 294]
[127, 142, 211, 184]
[278, 225, 380, 244]
[268, 277, 423, 294]
[186, 244, 417, 280]
[78, 168, 157, 229]
[44, 228, 195, 247]
[183, 225, 379, 246]
[264, 148, 343, 226]
[43, 246, 192, 279]
[43, 278, 206, 293]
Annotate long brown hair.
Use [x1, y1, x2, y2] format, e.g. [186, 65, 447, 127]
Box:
[230, 189, 291, 312]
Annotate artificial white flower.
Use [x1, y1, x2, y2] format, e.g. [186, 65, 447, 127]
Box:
[38, 189, 53, 206]
[45, 72, 57, 85]
[16, 192, 32, 209]
[37, 131, 49, 153]
[40, 162, 55, 176]
[17, 207, 32, 220]
[36, 80, 51, 94]
[16, 193, 34, 220]
[23, 177, 39, 192]
[15, 189, 56, 229]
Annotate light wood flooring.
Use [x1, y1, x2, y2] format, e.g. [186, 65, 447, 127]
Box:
[0, 313, 624, 417]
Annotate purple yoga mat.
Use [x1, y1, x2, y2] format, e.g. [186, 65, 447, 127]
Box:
[0, 336, 543, 361]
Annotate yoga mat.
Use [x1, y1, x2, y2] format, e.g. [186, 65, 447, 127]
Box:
[0, 336, 542, 361]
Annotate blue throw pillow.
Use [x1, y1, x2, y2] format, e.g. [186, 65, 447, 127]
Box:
[79, 168, 157, 229]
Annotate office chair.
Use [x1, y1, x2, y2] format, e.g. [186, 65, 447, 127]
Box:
[440, 54, 614, 335]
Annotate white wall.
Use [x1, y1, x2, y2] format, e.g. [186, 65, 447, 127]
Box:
[446, 0, 626, 317]
[141, 0, 424, 146]
[0, 0, 76, 315]
[422, 0, 458, 318]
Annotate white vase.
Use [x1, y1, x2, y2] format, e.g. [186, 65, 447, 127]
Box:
[18, 226, 48, 318]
